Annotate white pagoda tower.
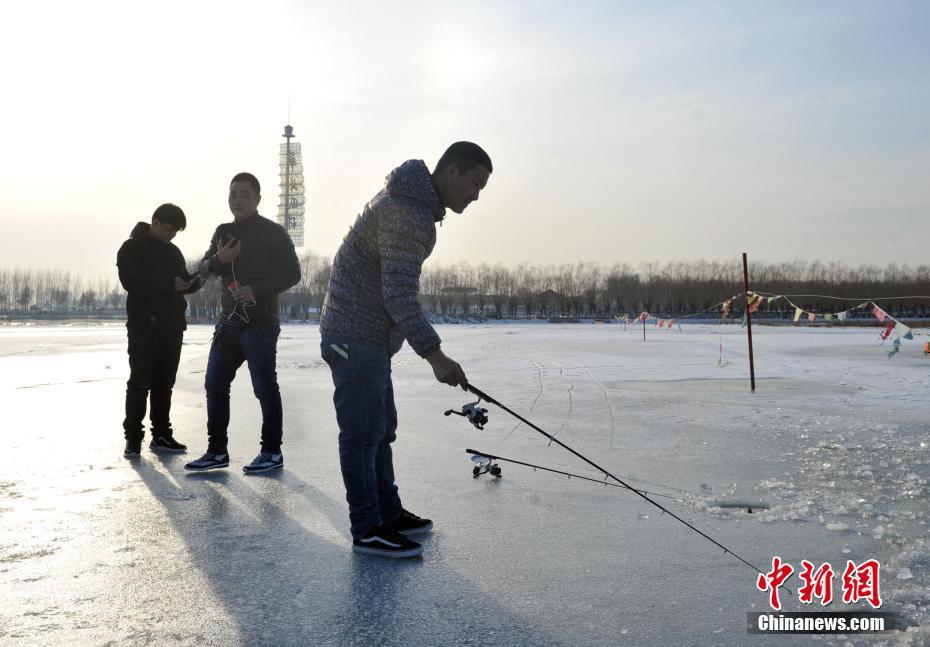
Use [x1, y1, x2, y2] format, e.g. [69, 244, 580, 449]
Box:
[277, 124, 306, 246]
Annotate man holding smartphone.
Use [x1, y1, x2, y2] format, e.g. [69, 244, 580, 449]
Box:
[185, 172, 301, 474]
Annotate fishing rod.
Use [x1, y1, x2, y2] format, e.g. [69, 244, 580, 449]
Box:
[457, 383, 792, 594]
[466, 448, 689, 503]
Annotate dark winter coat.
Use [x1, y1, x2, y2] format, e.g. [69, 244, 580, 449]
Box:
[320, 159, 445, 357]
[117, 222, 201, 331]
[199, 214, 301, 327]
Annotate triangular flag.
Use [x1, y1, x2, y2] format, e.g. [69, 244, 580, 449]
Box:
[825, 314, 834, 321]
[872, 305, 887, 322]
[838, 311, 848, 321]
[894, 323, 913, 340]
[808, 312, 817, 322]
[879, 322, 895, 341]
[793, 308, 803, 322]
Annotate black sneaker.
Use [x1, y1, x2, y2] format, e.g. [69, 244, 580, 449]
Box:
[353, 525, 423, 558]
[184, 452, 230, 471]
[242, 452, 283, 474]
[387, 509, 433, 536]
[150, 435, 187, 453]
[124, 438, 142, 458]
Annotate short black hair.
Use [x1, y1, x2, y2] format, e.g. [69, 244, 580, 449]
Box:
[230, 172, 261, 195]
[152, 203, 187, 230]
[435, 142, 492, 175]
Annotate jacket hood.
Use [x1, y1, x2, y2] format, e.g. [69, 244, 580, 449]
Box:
[130, 222, 151, 239]
[384, 159, 446, 222]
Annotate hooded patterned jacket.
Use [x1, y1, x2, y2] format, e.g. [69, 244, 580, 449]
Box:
[320, 159, 445, 357]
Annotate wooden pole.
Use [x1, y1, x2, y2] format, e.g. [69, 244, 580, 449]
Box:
[742, 252, 756, 392]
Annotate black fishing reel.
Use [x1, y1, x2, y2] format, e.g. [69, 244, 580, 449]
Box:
[444, 400, 489, 430]
[471, 454, 502, 478]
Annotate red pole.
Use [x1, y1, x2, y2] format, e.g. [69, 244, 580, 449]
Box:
[742, 252, 756, 392]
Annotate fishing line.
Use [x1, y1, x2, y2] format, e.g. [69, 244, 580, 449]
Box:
[466, 448, 689, 503]
[458, 383, 793, 594]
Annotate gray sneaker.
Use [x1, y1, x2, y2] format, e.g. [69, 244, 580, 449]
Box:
[243, 452, 283, 474]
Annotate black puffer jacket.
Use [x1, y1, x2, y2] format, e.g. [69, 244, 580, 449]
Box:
[199, 214, 301, 327]
[117, 222, 201, 331]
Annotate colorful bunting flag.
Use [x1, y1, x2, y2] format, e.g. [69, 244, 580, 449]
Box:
[894, 323, 913, 340]
[825, 314, 834, 321]
[807, 312, 816, 322]
[793, 308, 803, 322]
[879, 322, 895, 341]
[838, 311, 848, 321]
[872, 305, 887, 322]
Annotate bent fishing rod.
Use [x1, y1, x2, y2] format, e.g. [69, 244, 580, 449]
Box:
[459, 383, 792, 594]
[465, 448, 689, 503]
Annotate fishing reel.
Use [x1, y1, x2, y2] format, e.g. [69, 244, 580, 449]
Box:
[470, 454, 502, 479]
[444, 400, 489, 430]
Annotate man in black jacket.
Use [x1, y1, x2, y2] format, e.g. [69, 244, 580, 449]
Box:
[185, 172, 301, 474]
[117, 203, 202, 458]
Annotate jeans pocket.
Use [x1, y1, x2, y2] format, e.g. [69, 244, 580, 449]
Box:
[254, 325, 279, 343]
[321, 341, 350, 384]
[329, 343, 349, 360]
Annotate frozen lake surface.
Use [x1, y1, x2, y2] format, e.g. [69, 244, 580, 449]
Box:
[2, 321, 929, 646]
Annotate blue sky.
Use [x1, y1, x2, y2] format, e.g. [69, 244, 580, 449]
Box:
[1, 1, 928, 280]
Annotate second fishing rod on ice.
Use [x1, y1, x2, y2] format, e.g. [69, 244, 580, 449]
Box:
[447, 383, 791, 594]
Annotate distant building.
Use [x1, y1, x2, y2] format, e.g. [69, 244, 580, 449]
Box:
[277, 124, 306, 247]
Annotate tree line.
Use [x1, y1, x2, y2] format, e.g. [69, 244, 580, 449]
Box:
[2, 257, 929, 320]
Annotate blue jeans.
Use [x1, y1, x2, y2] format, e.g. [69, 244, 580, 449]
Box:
[321, 337, 402, 538]
[205, 324, 282, 454]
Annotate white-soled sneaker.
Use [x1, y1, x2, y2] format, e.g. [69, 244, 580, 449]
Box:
[387, 509, 433, 536]
[352, 525, 423, 558]
[242, 452, 283, 474]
